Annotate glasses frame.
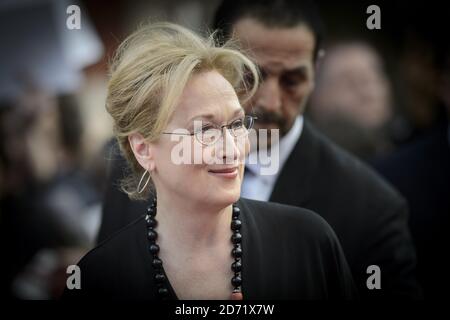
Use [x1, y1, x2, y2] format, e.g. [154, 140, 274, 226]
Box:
[162, 115, 257, 146]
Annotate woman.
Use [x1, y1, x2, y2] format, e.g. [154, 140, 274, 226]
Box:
[63, 22, 356, 300]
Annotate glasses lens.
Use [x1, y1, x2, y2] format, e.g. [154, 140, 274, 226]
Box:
[196, 116, 255, 144]
[232, 116, 255, 137]
[197, 128, 222, 145]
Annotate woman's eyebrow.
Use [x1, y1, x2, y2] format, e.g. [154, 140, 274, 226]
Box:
[188, 113, 215, 123]
[187, 108, 245, 124]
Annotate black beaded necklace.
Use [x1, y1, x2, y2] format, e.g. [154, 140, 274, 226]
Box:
[145, 197, 243, 300]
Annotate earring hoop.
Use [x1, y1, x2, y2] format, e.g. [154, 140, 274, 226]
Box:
[137, 169, 151, 193]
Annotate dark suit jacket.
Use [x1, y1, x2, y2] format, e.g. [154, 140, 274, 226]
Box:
[98, 120, 421, 299]
[373, 121, 450, 299]
[268, 120, 420, 299]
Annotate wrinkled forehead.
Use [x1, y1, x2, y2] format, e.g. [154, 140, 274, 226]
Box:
[172, 71, 243, 124]
[233, 18, 315, 72]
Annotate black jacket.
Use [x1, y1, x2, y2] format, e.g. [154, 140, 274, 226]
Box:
[65, 198, 356, 300]
[373, 121, 450, 299]
[268, 121, 420, 299]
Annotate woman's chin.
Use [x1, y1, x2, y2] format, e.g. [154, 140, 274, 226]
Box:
[207, 186, 241, 206]
[196, 170, 242, 205]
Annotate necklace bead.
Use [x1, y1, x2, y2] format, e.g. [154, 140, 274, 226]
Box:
[231, 260, 242, 272]
[152, 258, 163, 269]
[146, 218, 157, 228]
[232, 245, 242, 258]
[231, 232, 242, 244]
[154, 273, 166, 283]
[231, 219, 241, 231]
[231, 275, 242, 287]
[147, 230, 158, 241]
[149, 244, 160, 255]
[158, 287, 169, 296]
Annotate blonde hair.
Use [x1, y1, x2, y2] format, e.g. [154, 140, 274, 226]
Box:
[105, 22, 259, 200]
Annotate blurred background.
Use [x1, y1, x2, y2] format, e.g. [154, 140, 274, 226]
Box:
[0, 0, 448, 299]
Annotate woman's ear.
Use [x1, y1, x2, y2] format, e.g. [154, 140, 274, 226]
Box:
[128, 133, 155, 171]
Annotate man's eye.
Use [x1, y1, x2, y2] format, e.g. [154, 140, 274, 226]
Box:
[281, 72, 306, 87]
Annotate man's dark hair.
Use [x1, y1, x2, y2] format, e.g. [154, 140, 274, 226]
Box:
[212, 0, 325, 61]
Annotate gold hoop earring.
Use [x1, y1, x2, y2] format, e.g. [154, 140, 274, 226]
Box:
[137, 169, 151, 193]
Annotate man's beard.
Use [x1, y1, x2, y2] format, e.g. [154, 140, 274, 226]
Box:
[248, 108, 287, 151]
[252, 108, 289, 135]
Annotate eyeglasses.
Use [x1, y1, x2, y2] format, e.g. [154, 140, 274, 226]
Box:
[162, 115, 257, 145]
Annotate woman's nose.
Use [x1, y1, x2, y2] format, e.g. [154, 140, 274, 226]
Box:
[216, 128, 240, 163]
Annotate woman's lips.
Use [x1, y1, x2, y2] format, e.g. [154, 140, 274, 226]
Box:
[208, 167, 239, 179]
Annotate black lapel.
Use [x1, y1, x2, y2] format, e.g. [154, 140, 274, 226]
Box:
[269, 120, 321, 207]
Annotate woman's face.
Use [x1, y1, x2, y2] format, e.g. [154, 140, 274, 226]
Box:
[151, 70, 249, 208]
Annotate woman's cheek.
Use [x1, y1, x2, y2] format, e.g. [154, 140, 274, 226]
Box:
[241, 136, 250, 162]
[201, 142, 216, 165]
